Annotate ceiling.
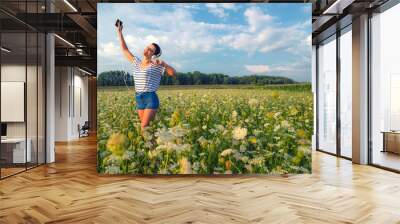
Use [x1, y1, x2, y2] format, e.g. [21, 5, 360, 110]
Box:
[0, 0, 394, 75]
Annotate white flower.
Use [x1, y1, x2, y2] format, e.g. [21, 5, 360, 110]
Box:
[221, 148, 233, 157]
[174, 144, 191, 154]
[197, 136, 208, 147]
[250, 157, 264, 166]
[147, 150, 158, 159]
[215, 124, 225, 132]
[241, 156, 249, 163]
[248, 98, 259, 107]
[239, 144, 247, 152]
[105, 165, 122, 174]
[253, 129, 262, 135]
[155, 130, 176, 144]
[170, 126, 187, 138]
[274, 112, 281, 118]
[232, 110, 238, 118]
[281, 120, 291, 128]
[144, 141, 154, 149]
[232, 126, 247, 140]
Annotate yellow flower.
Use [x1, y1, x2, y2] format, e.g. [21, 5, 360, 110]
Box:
[225, 160, 231, 171]
[290, 107, 299, 116]
[296, 129, 306, 138]
[170, 110, 182, 126]
[248, 136, 257, 144]
[106, 133, 127, 157]
[179, 157, 192, 174]
[266, 112, 275, 119]
[271, 91, 279, 98]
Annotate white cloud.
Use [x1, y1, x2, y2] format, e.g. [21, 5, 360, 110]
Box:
[244, 6, 273, 32]
[170, 61, 182, 69]
[245, 65, 270, 74]
[217, 6, 310, 56]
[245, 62, 309, 75]
[98, 42, 120, 57]
[205, 3, 238, 18]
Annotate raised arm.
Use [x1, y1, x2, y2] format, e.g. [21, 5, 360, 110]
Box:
[163, 62, 177, 78]
[116, 22, 136, 64]
[155, 59, 176, 78]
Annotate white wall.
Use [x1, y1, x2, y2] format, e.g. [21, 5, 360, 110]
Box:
[54, 67, 89, 141]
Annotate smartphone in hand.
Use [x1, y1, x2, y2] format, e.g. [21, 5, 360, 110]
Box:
[115, 19, 123, 27]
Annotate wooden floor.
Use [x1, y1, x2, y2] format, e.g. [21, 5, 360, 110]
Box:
[1, 136, 400, 224]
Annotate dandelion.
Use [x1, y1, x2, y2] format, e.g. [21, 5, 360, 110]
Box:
[232, 126, 247, 140]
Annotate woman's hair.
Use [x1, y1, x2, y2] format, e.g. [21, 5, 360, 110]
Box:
[151, 43, 162, 58]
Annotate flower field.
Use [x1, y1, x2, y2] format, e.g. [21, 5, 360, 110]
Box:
[97, 85, 313, 175]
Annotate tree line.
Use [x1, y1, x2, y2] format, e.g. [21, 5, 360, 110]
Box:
[97, 70, 297, 86]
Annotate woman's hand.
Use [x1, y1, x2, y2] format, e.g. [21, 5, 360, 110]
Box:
[116, 20, 123, 34]
[154, 59, 165, 67]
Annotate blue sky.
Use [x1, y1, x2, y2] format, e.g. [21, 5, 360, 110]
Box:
[98, 3, 311, 82]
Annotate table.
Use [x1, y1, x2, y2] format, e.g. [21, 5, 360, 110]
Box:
[1, 138, 32, 163]
[381, 131, 400, 154]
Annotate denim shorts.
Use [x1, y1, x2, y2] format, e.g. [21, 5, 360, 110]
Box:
[135, 91, 159, 110]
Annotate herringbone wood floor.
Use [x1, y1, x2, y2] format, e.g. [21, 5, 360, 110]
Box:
[1, 135, 400, 224]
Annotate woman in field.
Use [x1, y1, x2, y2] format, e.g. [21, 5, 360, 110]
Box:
[116, 20, 176, 130]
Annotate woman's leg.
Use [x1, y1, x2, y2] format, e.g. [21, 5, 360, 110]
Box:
[137, 109, 145, 123]
[141, 109, 158, 128]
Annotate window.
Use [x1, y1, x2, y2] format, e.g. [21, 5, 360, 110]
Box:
[317, 35, 337, 154]
[340, 26, 352, 158]
[370, 3, 400, 171]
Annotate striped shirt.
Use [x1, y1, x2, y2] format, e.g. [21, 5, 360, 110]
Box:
[132, 55, 165, 93]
